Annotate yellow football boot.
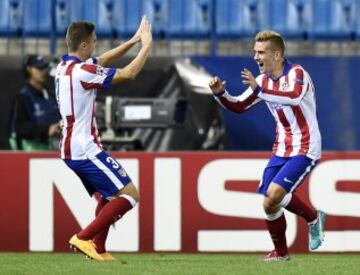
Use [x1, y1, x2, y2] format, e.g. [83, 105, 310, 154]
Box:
[69, 234, 104, 261]
[100, 252, 116, 261]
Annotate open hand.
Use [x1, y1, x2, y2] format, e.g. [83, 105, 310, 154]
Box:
[139, 15, 153, 48]
[241, 68, 258, 91]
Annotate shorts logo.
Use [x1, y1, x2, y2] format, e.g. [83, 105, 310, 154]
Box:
[284, 177, 294, 184]
[119, 168, 127, 177]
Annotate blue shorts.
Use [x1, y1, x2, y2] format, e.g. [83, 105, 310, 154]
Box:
[64, 151, 132, 198]
[257, 155, 318, 196]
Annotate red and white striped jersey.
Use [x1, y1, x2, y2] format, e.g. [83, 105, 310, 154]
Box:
[55, 55, 116, 160]
[215, 60, 321, 160]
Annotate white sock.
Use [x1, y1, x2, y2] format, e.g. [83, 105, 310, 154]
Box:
[280, 193, 292, 208]
[266, 208, 284, 221]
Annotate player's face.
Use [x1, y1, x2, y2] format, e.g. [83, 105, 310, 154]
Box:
[253, 41, 277, 74]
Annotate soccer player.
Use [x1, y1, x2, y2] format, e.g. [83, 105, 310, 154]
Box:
[209, 30, 326, 261]
[55, 16, 152, 261]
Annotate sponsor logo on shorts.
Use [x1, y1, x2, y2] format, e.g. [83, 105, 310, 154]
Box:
[119, 168, 127, 177]
[284, 177, 294, 184]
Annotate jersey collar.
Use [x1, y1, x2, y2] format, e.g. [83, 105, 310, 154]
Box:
[267, 58, 292, 81]
[62, 55, 82, 63]
[282, 58, 292, 76]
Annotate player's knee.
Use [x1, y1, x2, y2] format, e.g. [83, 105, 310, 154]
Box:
[266, 193, 281, 206]
[266, 187, 286, 206]
[263, 197, 278, 214]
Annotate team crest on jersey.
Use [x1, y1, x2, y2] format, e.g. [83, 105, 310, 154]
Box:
[96, 66, 109, 76]
[281, 82, 289, 90]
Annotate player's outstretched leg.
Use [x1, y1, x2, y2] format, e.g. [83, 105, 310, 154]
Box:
[281, 193, 326, 250]
[308, 210, 326, 250]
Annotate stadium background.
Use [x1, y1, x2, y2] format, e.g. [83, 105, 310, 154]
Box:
[1, 0, 360, 259]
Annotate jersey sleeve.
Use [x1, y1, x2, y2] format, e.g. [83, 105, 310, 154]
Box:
[78, 63, 116, 90]
[257, 67, 308, 105]
[214, 86, 262, 113]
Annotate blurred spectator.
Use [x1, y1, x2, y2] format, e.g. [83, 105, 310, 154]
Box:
[9, 55, 60, 151]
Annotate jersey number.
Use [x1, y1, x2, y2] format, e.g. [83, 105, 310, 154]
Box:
[106, 157, 120, 169]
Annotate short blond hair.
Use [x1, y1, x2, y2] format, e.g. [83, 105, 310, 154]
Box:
[66, 21, 95, 52]
[255, 30, 285, 56]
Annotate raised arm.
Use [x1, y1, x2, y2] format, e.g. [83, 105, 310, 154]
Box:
[97, 15, 147, 67]
[111, 16, 153, 84]
[209, 76, 261, 113]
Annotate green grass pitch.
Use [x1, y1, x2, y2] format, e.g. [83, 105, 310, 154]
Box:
[0, 253, 359, 275]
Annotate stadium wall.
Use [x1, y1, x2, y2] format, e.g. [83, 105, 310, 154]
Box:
[1, 151, 360, 253]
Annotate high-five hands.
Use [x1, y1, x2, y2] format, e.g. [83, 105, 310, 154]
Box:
[131, 15, 153, 48]
[131, 16, 144, 43]
[139, 15, 152, 48]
